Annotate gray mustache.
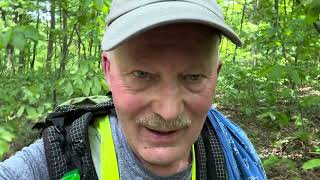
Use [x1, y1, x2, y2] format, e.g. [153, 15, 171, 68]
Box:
[136, 113, 191, 131]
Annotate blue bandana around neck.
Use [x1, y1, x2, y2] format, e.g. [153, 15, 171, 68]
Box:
[207, 106, 267, 180]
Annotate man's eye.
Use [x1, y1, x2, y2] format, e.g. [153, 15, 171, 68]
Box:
[132, 71, 152, 80]
[183, 74, 203, 82]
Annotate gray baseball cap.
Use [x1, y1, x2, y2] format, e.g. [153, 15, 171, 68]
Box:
[101, 0, 242, 51]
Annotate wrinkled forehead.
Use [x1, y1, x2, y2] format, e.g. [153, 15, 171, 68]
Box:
[113, 23, 220, 60]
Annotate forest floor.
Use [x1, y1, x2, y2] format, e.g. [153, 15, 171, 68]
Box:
[220, 106, 320, 180]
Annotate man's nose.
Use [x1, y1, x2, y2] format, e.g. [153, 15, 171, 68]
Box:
[152, 83, 184, 121]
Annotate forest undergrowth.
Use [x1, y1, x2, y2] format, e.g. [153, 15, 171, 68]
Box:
[221, 104, 319, 179]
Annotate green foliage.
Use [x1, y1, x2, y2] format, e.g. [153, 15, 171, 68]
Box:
[305, 0, 320, 24]
[302, 159, 320, 170]
[0, 127, 15, 159]
[0, 0, 112, 159]
[0, 26, 42, 50]
[263, 155, 296, 172]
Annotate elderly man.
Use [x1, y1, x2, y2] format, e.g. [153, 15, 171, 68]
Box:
[0, 0, 266, 180]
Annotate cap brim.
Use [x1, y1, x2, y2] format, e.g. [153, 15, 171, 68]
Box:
[101, 1, 242, 51]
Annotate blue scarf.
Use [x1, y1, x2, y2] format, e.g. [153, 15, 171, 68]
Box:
[207, 106, 267, 180]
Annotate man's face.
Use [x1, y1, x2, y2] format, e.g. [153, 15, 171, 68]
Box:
[103, 23, 220, 175]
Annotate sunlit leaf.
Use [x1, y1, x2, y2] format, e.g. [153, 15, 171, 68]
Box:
[0, 127, 15, 142]
[268, 65, 285, 81]
[0, 141, 9, 159]
[100, 79, 109, 92]
[65, 82, 74, 97]
[82, 83, 90, 96]
[84, 0, 91, 8]
[263, 155, 279, 169]
[37, 106, 44, 115]
[17, 106, 25, 118]
[0, 31, 11, 49]
[93, 0, 103, 10]
[276, 112, 289, 126]
[26, 107, 38, 120]
[302, 159, 320, 170]
[288, 68, 301, 84]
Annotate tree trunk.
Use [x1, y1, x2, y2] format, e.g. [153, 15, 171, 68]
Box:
[60, 0, 68, 72]
[273, 0, 287, 61]
[76, 25, 87, 60]
[46, 0, 56, 71]
[252, 0, 259, 66]
[7, 45, 15, 74]
[232, 0, 246, 63]
[18, 49, 25, 71]
[313, 22, 320, 34]
[0, 8, 7, 26]
[89, 31, 94, 57]
[31, 0, 40, 70]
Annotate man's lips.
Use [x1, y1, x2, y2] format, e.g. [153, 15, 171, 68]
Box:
[142, 126, 183, 143]
[146, 127, 178, 135]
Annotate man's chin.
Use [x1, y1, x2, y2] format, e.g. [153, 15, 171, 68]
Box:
[137, 146, 190, 167]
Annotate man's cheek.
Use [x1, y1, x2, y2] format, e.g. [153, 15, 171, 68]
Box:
[110, 79, 146, 115]
[188, 87, 215, 115]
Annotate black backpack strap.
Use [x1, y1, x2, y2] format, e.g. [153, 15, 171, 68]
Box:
[194, 134, 207, 180]
[41, 100, 114, 180]
[195, 119, 227, 180]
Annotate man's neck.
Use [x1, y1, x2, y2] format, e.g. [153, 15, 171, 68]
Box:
[134, 150, 192, 177]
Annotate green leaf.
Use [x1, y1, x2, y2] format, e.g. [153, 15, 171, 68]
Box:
[0, 127, 15, 142]
[17, 106, 25, 118]
[65, 82, 74, 97]
[93, 0, 103, 10]
[100, 79, 109, 92]
[305, 0, 320, 24]
[0, 30, 11, 49]
[294, 115, 303, 126]
[37, 106, 45, 115]
[276, 112, 289, 126]
[258, 112, 276, 121]
[263, 155, 279, 170]
[0, 1, 10, 7]
[268, 65, 284, 81]
[26, 107, 38, 120]
[0, 141, 9, 159]
[93, 77, 102, 94]
[11, 32, 26, 50]
[84, 0, 91, 8]
[302, 159, 320, 170]
[23, 26, 41, 41]
[82, 83, 91, 96]
[295, 131, 311, 143]
[80, 63, 89, 75]
[288, 68, 300, 84]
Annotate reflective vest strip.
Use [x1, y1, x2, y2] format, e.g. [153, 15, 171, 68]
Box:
[192, 144, 196, 180]
[96, 116, 120, 180]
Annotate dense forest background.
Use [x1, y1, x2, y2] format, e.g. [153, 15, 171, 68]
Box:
[0, 0, 319, 179]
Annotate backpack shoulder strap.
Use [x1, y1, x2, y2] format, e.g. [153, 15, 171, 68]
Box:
[40, 97, 114, 180]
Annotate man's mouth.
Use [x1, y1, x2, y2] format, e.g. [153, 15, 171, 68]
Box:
[146, 127, 178, 135]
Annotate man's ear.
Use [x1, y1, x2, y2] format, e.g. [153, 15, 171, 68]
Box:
[101, 51, 111, 84]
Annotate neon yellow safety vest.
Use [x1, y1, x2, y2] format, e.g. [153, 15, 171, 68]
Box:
[96, 115, 196, 180]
